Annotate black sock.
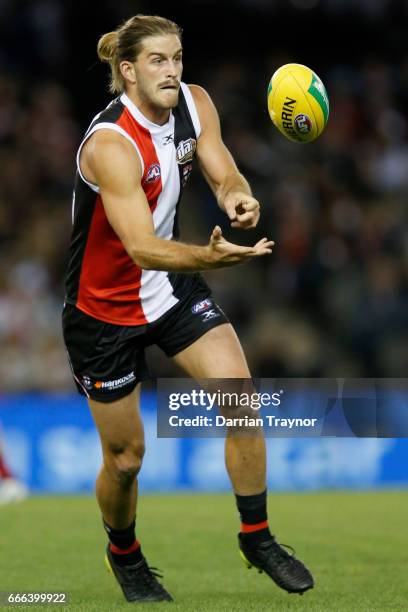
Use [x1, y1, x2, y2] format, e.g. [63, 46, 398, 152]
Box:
[235, 489, 272, 545]
[103, 518, 143, 566]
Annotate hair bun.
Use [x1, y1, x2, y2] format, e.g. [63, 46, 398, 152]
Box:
[97, 31, 119, 63]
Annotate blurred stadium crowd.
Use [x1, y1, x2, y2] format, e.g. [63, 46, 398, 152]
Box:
[1, 0, 408, 392]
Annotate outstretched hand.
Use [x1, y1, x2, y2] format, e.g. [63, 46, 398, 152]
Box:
[207, 225, 274, 268]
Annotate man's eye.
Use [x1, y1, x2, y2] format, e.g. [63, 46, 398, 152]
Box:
[153, 59, 162, 64]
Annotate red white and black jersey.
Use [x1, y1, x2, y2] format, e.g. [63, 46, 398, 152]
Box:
[65, 83, 201, 326]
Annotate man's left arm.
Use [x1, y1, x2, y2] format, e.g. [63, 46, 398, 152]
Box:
[189, 84, 260, 229]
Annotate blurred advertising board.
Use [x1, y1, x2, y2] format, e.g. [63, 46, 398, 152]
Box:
[0, 386, 407, 493]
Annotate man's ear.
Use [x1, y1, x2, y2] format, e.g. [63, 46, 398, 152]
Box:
[120, 61, 137, 86]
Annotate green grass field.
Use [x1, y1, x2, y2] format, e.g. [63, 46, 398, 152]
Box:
[1, 492, 408, 611]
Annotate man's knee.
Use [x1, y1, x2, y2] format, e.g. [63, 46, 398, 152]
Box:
[104, 440, 145, 486]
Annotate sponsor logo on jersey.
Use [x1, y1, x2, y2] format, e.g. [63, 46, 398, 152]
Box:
[294, 113, 312, 134]
[182, 163, 193, 187]
[163, 134, 174, 145]
[176, 138, 197, 164]
[94, 371, 136, 390]
[192, 298, 212, 314]
[145, 163, 161, 183]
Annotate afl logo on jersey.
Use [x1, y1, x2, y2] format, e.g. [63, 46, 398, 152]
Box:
[145, 163, 161, 183]
[176, 138, 197, 165]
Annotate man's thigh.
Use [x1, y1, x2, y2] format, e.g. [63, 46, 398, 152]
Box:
[88, 384, 144, 451]
[62, 303, 149, 403]
[171, 323, 251, 379]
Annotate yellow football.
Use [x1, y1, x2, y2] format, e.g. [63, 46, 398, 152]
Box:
[267, 63, 329, 143]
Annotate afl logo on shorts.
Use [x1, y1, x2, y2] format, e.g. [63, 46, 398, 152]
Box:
[176, 138, 197, 165]
[145, 163, 161, 183]
[294, 114, 312, 135]
[192, 298, 212, 314]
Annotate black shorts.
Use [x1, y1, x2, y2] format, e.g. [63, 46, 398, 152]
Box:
[62, 274, 229, 403]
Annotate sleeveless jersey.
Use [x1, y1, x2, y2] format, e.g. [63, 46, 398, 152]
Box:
[65, 82, 201, 326]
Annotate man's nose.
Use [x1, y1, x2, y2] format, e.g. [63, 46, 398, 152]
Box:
[165, 60, 178, 77]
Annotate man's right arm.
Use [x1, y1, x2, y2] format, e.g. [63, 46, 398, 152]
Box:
[81, 130, 273, 272]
